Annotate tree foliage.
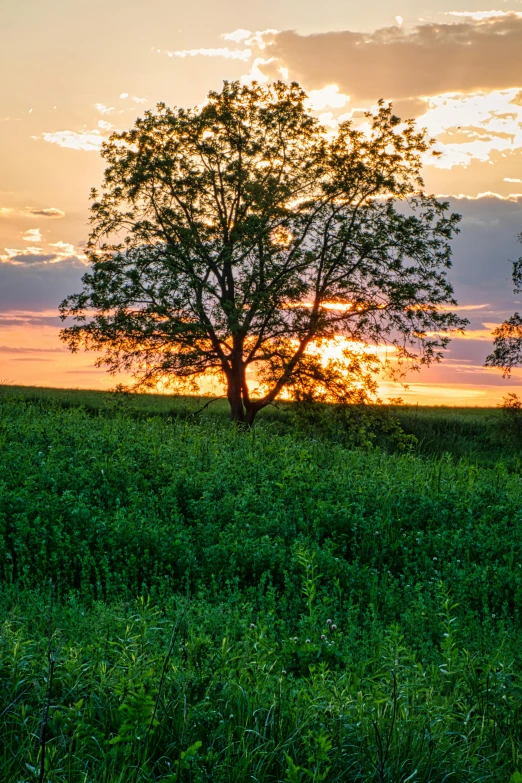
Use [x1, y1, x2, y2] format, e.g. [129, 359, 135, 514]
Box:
[485, 234, 522, 376]
[60, 81, 466, 423]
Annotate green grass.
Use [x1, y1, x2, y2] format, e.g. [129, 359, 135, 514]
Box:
[1, 387, 522, 781]
[2, 383, 520, 467]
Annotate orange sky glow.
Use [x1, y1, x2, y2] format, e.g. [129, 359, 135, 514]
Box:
[1, 1, 521, 405]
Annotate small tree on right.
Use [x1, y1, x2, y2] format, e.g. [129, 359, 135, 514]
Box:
[485, 234, 522, 375]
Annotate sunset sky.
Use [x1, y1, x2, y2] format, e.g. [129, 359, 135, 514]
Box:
[1, 0, 522, 404]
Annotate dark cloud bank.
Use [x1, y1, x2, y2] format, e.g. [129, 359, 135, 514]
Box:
[0, 257, 86, 313]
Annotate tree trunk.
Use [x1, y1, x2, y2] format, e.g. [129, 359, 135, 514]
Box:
[225, 354, 263, 426]
[227, 374, 246, 423]
[244, 406, 258, 427]
[226, 351, 248, 424]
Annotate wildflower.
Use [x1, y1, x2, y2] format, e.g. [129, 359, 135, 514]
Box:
[331, 624, 337, 631]
[326, 619, 332, 625]
[250, 623, 256, 629]
[282, 669, 287, 675]
[321, 634, 326, 640]
[293, 637, 298, 642]
[306, 638, 311, 644]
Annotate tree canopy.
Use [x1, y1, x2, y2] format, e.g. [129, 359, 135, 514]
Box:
[60, 81, 466, 424]
[485, 234, 522, 376]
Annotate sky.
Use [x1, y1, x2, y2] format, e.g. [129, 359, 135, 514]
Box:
[1, 0, 522, 405]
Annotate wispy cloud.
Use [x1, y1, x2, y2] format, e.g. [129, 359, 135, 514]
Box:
[24, 207, 65, 218]
[94, 103, 115, 115]
[119, 93, 147, 104]
[41, 129, 106, 151]
[0, 344, 66, 354]
[159, 29, 278, 64]
[0, 311, 64, 327]
[447, 303, 491, 311]
[166, 46, 252, 61]
[448, 10, 522, 20]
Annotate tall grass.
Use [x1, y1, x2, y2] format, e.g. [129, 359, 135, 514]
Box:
[2, 384, 519, 467]
[1, 389, 522, 780]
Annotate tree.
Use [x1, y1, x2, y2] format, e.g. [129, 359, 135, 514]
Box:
[485, 234, 522, 375]
[59, 81, 466, 425]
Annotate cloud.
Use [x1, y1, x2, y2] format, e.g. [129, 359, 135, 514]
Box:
[448, 303, 491, 311]
[223, 29, 252, 43]
[419, 89, 522, 168]
[0, 344, 65, 353]
[443, 195, 522, 313]
[41, 129, 106, 151]
[288, 87, 522, 172]
[23, 228, 42, 242]
[49, 241, 76, 256]
[0, 208, 13, 217]
[427, 326, 500, 340]
[1, 238, 87, 266]
[119, 93, 147, 104]
[0, 259, 87, 311]
[0, 312, 63, 327]
[448, 10, 521, 21]
[423, 145, 522, 197]
[254, 15, 522, 102]
[304, 85, 350, 111]
[1, 249, 58, 265]
[10, 357, 52, 362]
[24, 207, 65, 218]
[94, 103, 115, 114]
[167, 46, 252, 61]
[173, 17, 522, 175]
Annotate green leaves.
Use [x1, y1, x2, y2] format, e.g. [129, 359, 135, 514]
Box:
[109, 686, 158, 745]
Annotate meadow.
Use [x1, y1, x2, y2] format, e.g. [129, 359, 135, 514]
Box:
[1, 385, 522, 782]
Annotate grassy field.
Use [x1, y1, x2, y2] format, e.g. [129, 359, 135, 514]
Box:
[2, 383, 520, 467]
[1, 386, 522, 781]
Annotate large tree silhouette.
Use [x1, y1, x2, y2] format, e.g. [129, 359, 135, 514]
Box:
[485, 234, 522, 375]
[60, 81, 466, 424]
